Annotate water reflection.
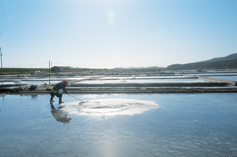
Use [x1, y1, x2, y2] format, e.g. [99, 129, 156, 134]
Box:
[0, 94, 6, 112]
[31, 95, 38, 99]
[60, 99, 159, 119]
[50, 104, 72, 124]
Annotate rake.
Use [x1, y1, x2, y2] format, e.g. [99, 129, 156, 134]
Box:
[69, 94, 88, 104]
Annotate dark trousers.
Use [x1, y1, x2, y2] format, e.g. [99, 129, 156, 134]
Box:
[50, 92, 62, 102]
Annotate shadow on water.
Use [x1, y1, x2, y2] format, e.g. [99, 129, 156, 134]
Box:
[50, 103, 72, 124]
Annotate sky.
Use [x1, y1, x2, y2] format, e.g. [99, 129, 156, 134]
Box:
[0, 0, 237, 68]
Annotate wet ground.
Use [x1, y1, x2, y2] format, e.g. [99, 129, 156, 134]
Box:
[1, 93, 237, 156]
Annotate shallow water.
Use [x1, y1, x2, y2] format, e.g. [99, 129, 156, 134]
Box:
[99, 76, 184, 79]
[78, 78, 206, 84]
[0, 93, 237, 156]
[195, 73, 237, 76]
[210, 76, 237, 81]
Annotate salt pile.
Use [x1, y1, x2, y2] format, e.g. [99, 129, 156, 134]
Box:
[14, 79, 22, 84]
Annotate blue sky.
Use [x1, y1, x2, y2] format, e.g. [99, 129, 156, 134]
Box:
[0, 0, 237, 68]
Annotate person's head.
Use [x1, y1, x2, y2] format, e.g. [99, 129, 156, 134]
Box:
[62, 80, 69, 86]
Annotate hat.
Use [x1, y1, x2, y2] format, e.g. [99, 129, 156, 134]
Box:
[62, 80, 69, 85]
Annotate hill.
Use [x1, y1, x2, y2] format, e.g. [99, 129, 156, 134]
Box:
[167, 53, 237, 69]
[204, 53, 237, 62]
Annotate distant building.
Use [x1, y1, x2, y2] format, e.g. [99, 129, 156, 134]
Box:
[51, 66, 71, 72]
[82, 68, 90, 71]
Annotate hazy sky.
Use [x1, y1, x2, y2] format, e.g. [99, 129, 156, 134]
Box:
[0, 0, 237, 68]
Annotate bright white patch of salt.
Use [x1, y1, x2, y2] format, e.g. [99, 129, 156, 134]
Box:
[60, 99, 159, 119]
[82, 94, 108, 99]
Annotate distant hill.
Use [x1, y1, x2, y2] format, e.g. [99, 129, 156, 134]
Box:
[167, 53, 237, 69]
[204, 53, 237, 62]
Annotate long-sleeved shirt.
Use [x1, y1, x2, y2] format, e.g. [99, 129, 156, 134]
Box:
[53, 82, 69, 94]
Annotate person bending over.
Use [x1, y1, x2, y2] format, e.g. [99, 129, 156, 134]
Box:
[50, 80, 69, 104]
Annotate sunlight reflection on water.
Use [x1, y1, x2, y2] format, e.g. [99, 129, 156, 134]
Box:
[60, 99, 159, 119]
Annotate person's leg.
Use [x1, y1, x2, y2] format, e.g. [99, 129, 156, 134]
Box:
[59, 94, 64, 103]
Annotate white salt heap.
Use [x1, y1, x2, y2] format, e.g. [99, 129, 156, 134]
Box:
[60, 99, 159, 119]
[14, 79, 22, 84]
[132, 75, 136, 79]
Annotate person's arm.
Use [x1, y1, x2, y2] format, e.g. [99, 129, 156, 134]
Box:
[62, 85, 69, 94]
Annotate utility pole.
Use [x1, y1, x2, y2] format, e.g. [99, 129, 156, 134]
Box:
[0, 47, 2, 74]
[49, 60, 51, 85]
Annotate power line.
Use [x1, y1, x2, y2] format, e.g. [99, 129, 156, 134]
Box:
[0, 47, 2, 74]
